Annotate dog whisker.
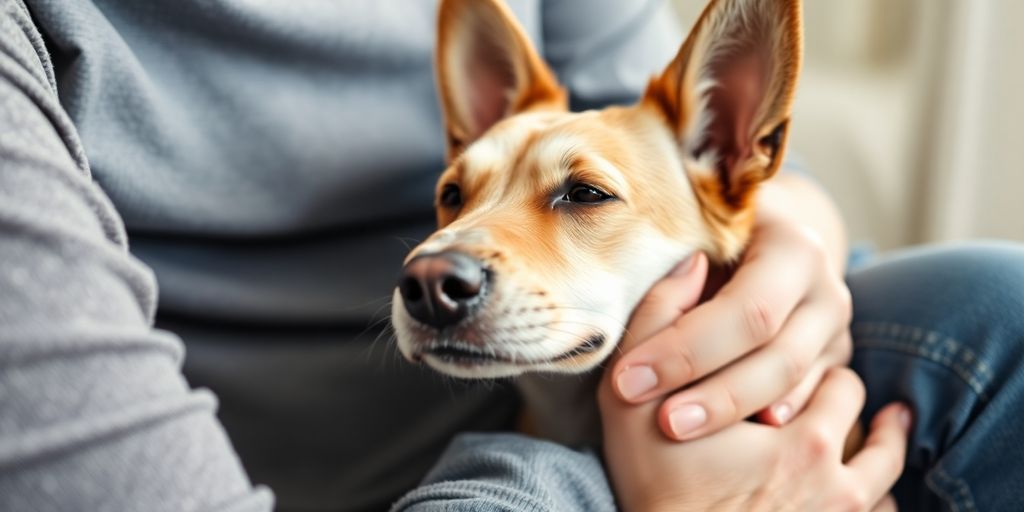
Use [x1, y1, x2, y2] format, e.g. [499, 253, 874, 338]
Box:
[393, 236, 423, 250]
[543, 304, 628, 322]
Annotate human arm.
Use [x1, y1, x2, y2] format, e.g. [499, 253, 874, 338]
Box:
[391, 433, 615, 512]
[0, 1, 271, 509]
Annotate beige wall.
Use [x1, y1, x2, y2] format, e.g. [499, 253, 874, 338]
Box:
[672, 0, 1024, 248]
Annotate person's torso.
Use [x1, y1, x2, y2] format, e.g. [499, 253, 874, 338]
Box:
[34, 0, 550, 323]
[26, 1, 545, 508]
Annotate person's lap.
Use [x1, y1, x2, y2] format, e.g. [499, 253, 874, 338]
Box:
[395, 241, 1024, 511]
[848, 241, 1024, 511]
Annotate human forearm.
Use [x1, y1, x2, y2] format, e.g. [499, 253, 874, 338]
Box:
[0, 1, 270, 509]
[392, 433, 614, 512]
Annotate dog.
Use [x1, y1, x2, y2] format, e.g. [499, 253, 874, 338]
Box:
[392, 0, 802, 445]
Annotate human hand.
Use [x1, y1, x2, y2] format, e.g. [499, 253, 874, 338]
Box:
[598, 259, 910, 511]
[609, 196, 854, 440]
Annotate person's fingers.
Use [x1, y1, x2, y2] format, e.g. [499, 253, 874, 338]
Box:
[760, 330, 853, 426]
[871, 494, 899, 512]
[612, 248, 812, 403]
[847, 403, 912, 504]
[602, 253, 706, 406]
[619, 253, 709, 351]
[655, 304, 841, 440]
[758, 363, 827, 426]
[793, 368, 867, 449]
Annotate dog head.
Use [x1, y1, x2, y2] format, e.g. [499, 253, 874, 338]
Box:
[392, 0, 803, 378]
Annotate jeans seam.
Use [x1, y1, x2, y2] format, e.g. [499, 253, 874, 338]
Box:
[851, 321, 993, 402]
[926, 464, 978, 512]
[853, 321, 984, 512]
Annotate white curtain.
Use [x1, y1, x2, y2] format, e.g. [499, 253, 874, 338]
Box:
[922, 0, 1024, 242]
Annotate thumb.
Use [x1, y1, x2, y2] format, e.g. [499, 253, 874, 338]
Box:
[618, 252, 708, 354]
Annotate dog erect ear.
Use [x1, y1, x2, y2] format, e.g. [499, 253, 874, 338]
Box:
[436, 0, 567, 161]
[645, 0, 802, 213]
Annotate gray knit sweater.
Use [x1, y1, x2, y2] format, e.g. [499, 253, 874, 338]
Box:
[0, 0, 678, 509]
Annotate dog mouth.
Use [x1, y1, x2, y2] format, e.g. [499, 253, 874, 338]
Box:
[415, 333, 607, 367]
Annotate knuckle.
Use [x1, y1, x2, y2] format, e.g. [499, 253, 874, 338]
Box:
[802, 425, 834, 461]
[833, 486, 871, 512]
[671, 340, 699, 380]
[832, 332, 854, 366]
[780, 347, 810, 389]
[741, 295, 779, 344]
[834, 367, 866, 399]
[793, 225, 828, 263]
[718, 381, 743, 421]
[851, 376, 867, 405]
[638, 286, 669, 311]
[833, 283, 854, 323]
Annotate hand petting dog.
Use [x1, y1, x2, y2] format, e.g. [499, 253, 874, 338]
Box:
[611, 172, 855, 440]
[599, 251, 910, 512]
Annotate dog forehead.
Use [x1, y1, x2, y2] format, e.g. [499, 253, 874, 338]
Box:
[460, 111, 628, 190]
[529, 132, 630, 192]
[460, 111, 565, 172]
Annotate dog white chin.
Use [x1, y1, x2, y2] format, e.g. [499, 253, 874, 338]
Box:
[420, 356, 530, 379]
[420, 354, 603, 379]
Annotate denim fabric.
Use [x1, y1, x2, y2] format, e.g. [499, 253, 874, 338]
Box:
[849, 241, 1024, 512]
[395, 242, 1024, 511]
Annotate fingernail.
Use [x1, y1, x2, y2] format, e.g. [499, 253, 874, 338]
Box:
[898, 406, 912, 431]
[616, 365, 658, 401]
[771, 402, 793, 424]
[668, 403, 707, 438]
[669, 254, 698, 276]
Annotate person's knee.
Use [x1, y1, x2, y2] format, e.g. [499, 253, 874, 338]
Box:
[913, 241, 1024, 291]
[848, 241, 1024, 384]
[849, 241, 1024, 321]
[849, 243, 1024, 512]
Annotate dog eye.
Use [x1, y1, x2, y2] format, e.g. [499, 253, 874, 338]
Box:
[564, 184, 612, 204]
[439, 184, 462, 208]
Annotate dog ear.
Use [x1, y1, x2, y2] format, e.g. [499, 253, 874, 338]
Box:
[436, 0, 567, 161]
[644, 0, 802, 213]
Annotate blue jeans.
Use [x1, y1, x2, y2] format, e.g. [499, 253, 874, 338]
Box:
[850, 242, 1024, 511]
[394, 243, 1024, 512]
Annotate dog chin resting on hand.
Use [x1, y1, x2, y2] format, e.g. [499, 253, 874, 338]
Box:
[391, 0, 803, 446]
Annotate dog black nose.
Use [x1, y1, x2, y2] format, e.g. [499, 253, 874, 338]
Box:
[398, 251, 485, 329]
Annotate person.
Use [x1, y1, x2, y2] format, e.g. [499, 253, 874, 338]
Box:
[1, 0, 1021, 511]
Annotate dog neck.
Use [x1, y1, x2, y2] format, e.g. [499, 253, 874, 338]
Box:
[516, 370, 604, 448]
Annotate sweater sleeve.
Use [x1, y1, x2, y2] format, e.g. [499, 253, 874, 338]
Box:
[390, 433, 615, 512]
[0, 1, 272, 510]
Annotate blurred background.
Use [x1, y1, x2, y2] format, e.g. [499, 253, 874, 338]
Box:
[674, 0, 1024, 249]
